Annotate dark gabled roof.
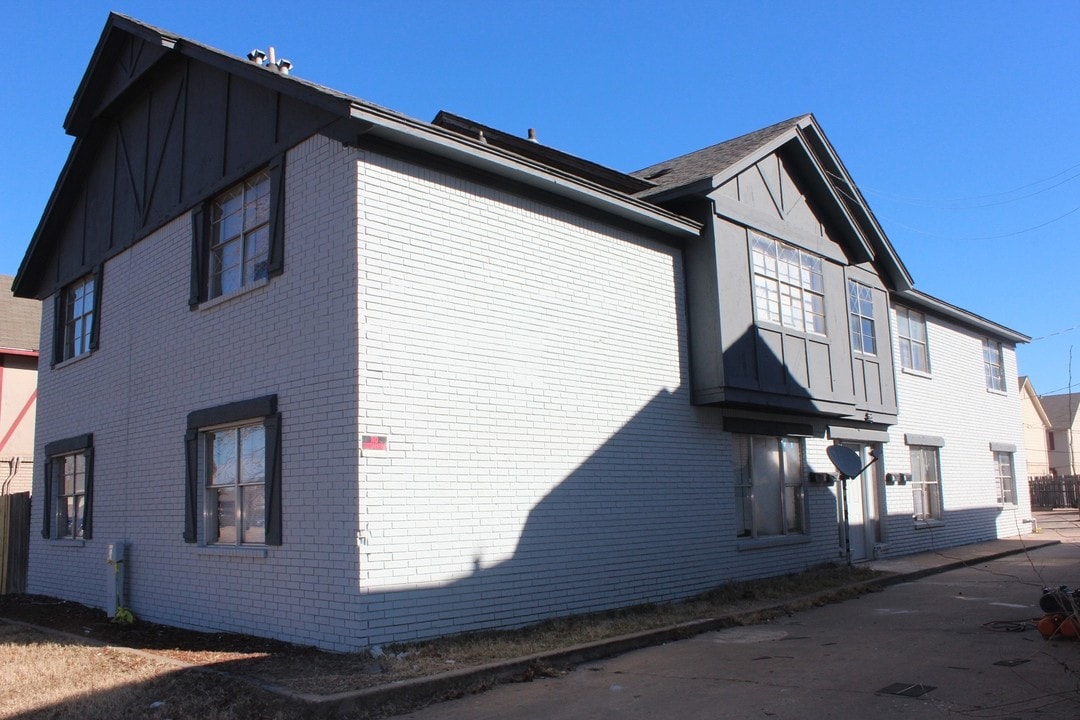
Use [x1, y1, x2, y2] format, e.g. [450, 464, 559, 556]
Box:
[1042, 393, 1080, 429]
[630, 113, 914, 293]
[631, 115, 809, 198]
[14, 13, 699, 299]
[1, 276, 41, 352]
[433, 112, 655, 195]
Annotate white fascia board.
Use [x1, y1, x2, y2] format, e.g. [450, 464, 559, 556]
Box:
[349, 103, 701, 239]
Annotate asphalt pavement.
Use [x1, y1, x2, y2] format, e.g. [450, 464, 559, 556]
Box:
[399, 513, 1080, 719]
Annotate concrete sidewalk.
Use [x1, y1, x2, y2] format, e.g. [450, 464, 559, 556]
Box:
[312, 533, 1065, 717]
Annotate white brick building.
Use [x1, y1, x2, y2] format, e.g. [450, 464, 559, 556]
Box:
[12, 14, 1030, 651]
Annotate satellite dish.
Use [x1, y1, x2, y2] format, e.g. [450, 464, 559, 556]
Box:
[827, 445, 864, 479]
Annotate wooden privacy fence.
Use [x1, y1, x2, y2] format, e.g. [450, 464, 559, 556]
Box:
[1029, 476, 1080, 510]
[0, 492, 30, 595]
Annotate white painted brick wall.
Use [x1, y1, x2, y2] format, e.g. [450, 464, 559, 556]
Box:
[30, 131, 1016, 651]
[882, 304, 1032, 555]
[351, 150, 844, 645]
[29, 134, 370, 651]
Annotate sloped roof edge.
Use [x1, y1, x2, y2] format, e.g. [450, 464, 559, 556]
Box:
[894, 288, 1029, 345]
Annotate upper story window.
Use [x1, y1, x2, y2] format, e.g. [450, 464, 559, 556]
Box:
[54, 271, 100, 364]
[210, 171, 271, 298]
[847, 281, 876, 355]
[896, 306, 930, 373]
[983, 339, 1006, 392]
[750, 235, 825, 335]
[190, 159, 285, 308]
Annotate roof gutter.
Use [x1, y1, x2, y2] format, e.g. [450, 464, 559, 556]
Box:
[895, 289, 1029, 344]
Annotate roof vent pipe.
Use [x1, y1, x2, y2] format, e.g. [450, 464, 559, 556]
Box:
[527, 128, 538, 143]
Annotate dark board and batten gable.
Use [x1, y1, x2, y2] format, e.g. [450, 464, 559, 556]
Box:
[634, 115, 909, 430]
[14, 13, 341, 301]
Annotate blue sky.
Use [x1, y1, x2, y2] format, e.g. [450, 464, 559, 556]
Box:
[2, 1, 1077, 397]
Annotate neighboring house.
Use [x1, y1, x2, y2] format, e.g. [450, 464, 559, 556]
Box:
[11, 14, 1030, 651]
[0, 275, 40, 495]
[1042, 392, 1080, 476]
[1019, 376, 1052, 477]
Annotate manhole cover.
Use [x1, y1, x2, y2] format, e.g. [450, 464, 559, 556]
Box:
[877, 683, 935, 698]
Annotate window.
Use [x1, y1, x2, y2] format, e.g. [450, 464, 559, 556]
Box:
[909, 445, 943, 521]
[53, 270, 100, 363]
[983, 339, 1006, 391]
[190, 159, 284, 307]
[994, 451, 1016, 505]
[185, 395, 282, 546]
[896, 306, 930, 373]
[735, 435, 806, 538]
[42, 434, 94, 540]
[847, 280, 876, 355]
[750, 235, 825, 334]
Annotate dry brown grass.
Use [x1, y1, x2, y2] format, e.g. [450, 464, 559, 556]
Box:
[0, 623, 300, 719]
[1, 563, 885, 718]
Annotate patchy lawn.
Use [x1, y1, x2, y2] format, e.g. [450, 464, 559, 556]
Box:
[0, 564, 886, 718]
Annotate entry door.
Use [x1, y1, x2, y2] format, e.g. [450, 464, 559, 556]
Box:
[839, 443, 882, 562]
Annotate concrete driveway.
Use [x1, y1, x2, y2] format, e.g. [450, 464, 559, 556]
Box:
[403, 539, 1080, 719]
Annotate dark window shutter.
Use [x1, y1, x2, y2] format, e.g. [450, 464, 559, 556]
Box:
[189, 206, 208, 309]
[264, 412, 283, 546]
[82, 446, 95, 539]
[51, 293, 64, 366]
[183, 429, 199, 542]
[42, 459, 53, 539]
[88, 265, 103, 351]
[267, 154, 286, 278]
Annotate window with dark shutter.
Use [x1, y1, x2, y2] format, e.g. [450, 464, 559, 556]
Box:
[184, 395, 282, 546]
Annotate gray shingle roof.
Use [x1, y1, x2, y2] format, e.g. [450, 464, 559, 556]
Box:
[630, 115, 810, 198]
[1, 275, 41, 352]
[1042, 393, 1080, 428]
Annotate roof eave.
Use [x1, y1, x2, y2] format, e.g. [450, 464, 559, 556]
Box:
[894, 289, 1029, 345]
[348, 103, 701, 239]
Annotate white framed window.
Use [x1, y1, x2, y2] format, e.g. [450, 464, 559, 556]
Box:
[54, 271, 100, 363]
[202, 422, 266, 545]
[190, 159, 285, 308]
[994, 451, 1017, 505]
[209, 170, 271, 299]
[735, 435, 807, 538]
[983, 339, 1006, 392]
[909, 445, 943, 521]
[42, 434, 94, 540]
[847, 280, 876, 355]
[896, 306, 930, 373]
[185, 396, 282, 546]
[750, 235, 825, 335]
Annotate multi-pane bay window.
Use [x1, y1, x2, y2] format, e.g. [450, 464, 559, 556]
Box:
[847, 280, 877, 355]
[53, 269, 101, 363]
[735, 435, 807, 538]
[984, 339, 1006, 392]
[190, 158, 284, 307]
[896, 306, 930, 373]
[185, 395, 282, 546]
[751, 234, 825, 334]
[42, 434, 94, 540]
